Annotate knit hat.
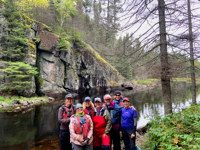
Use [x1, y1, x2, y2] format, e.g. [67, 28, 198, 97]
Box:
[114, 91, 121, 95]
[65, 93, 73, 99]
[76, 104, 83, 109]
[123, 97, 130, 102]
[94, 97, 102, 102]
[104, 94, 112, 100]
[84, 96, 91, 102]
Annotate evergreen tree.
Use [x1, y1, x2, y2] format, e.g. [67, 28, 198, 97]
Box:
[1, 0, 38, 95]
[3, 0, 26, 61]
[3, 62, 38, 94]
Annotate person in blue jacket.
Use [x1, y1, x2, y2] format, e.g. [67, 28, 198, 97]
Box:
[121, 97, 137, 150]
[113, 91, 124, 107]
[104, 94, 123, 150]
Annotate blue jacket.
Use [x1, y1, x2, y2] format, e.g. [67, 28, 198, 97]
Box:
[107, 102, 123, 124]
[114, 99, 123, 107]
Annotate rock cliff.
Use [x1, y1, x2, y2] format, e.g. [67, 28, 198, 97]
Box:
[0, 2, 128, 97]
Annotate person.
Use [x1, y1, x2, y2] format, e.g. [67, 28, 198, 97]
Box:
[104, 94, 122, 150]
[93, 97, 112, 150]
[58, 94, 75, 150]
[69, 104, 93, 150]
[121, 97, 137, 150]
[114, 90, 124, 107]
[83, 96, 95, 120]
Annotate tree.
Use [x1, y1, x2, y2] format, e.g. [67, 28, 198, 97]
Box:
[1, 0, 38, 95]
[54, 0, 77, 28]
[158, 0, 172, 115]
[187, 0, 196, 104]
[3, 0, 27, 61]
[3, 62, 38, 94]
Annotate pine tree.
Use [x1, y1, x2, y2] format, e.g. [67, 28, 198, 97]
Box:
[1, 0, 38, 95]
[3, 0, 26, 61]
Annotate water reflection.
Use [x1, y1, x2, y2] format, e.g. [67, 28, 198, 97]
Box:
[123, 82, 200, 127]
[0, 82, 200, 150]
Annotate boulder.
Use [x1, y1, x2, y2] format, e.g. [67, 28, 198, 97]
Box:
[38, 24, 58, 53]
[21, 100, 28, 106]
[48, 97, 55, 101]
[136, 125, 148, 134]
[21, 106, 27, 109]
[15, 107, 20, 111]
[40, 99, 45, 103]
[0, 102, 9, 107]
[12, 99, 21, 104]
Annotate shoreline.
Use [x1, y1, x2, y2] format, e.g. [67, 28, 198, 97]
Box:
[0, 80, 161, 111]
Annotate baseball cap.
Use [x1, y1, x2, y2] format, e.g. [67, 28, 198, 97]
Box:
[84, 96, 91, 102]
[104, 94, 112, 100]
[65, 94, 73, 99]
[94, 97, 102, 102]
[123, 97, 130, 102]
[76, 104, 83, 109]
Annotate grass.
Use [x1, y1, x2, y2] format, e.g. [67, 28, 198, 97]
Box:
[0, 95, 48, 106]
[135, 79, 153, 85]
[133, 78, 200, 85]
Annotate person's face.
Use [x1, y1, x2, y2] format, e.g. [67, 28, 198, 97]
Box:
[123, 101, 130, 108]
[65, 98, 72, 106]
[95, 101, 102, 108]
[115, 94, 121, 100]
[104, 98, 112, 105]
[77, 107, 83, 114]
[85, 100, 91, 107]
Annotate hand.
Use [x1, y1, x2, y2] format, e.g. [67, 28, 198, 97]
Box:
[119, 131, 122, 136]
[103, 133, 108, 138]
[131, 134, 135, 138]
[130, 106, 136, 110]
[78, 137, 85, 146]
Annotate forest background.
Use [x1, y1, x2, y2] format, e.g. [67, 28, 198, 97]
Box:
[6, 0, 200, 81]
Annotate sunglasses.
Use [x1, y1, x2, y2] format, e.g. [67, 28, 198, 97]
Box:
[115, 95, 121, 96]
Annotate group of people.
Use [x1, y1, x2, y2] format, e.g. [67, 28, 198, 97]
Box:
[58, 91, 138, 150]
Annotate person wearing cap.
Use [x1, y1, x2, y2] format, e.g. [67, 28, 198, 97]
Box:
[121, 97, 137, 150]
[69, 103, 93, 150]
[103, 94, 123, 150]
[83, 96, 95, 120]
[114, 91, 124, 107]
[58, 93, 75, 150]
[93, 97, 112, 150]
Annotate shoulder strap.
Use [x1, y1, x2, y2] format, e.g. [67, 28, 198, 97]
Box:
[94, 111, 97, 116]
[71, 105, 75, 114]
[120, 102, 124, 107]
[74, 115, 79, 127]
[100, 109, 105, 116]
[62, 105, 67, 114]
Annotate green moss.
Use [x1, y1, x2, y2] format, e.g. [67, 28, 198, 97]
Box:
[0, 95, 49, 107]
[38, 77, 44, 85]
[86, 45, 118, 72]
[57, 38, 71, 52]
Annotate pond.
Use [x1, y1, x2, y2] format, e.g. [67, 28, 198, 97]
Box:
[0, 82, 200, 150]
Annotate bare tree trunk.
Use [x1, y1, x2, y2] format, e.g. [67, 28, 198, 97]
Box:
[158, 0, 172, 115]
[106, 0, 110, 43]
[187, 0, 196, 105]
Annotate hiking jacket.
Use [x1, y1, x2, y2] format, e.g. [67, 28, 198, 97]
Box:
[94, 106, 112, 134]
[58, 104, 75, 130]
[106, 102, 123, 124]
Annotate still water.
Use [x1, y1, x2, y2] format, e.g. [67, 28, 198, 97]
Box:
[0, 82, 200, 150]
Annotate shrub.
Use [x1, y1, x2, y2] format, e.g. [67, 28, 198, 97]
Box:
[145, 104, 200, 149]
